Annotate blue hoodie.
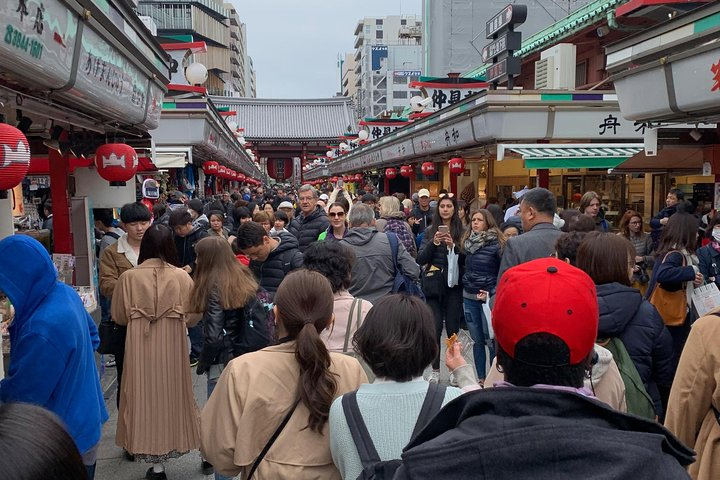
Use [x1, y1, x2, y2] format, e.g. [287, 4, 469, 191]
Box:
[0, 236, 108, 455]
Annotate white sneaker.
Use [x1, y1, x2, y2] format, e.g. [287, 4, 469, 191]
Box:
[427, 370, 440, 384]
[105, 355, 116, 368]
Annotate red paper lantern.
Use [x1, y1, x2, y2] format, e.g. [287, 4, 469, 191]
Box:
[421, 162, 436, 176]
[354, 173, 363, 182]
[448, 157, 466, 175]
[331, 176, 339, 183]
[0, 124, 30, 190]
[400, 165, 413, 177]
[203, 161, 219, 175]
[237, 173, 246, 182]
[385, 168, 397, 179]
[218, 165, 227, 178]
[95, 143, 137, 185]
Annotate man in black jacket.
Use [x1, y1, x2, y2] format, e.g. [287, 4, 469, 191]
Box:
[288, 184, 330, 252]
[236, 221, 304, 296]
[393, 258, 694, 480]
[410, 188, 433, 236]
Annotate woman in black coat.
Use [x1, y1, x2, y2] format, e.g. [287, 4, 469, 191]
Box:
[417, 195, 464, 384]
[577, 232, 675, 417]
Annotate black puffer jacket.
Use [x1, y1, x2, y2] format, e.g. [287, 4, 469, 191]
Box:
[174, 226, 209, 273]
[196, 288, 274, 374]
[463, 240, 501, 295]
[288, 206, 330, 252]
[596, 282, 675, 410]
[249, 231, 304, 295]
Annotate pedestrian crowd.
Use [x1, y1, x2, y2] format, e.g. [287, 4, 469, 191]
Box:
[0, 182, 718, 479]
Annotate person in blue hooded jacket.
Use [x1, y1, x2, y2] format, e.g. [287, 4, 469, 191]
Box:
[0, 235, 108, 479]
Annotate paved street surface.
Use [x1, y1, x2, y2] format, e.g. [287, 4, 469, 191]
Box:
[94, 332, 479, 480]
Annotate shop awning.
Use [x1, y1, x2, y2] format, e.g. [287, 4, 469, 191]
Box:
[498, 143, 644, 169]
[611, 147, 704, 172]
[153, 150, 189, 169]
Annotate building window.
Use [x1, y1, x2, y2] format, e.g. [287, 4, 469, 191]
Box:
[410, 90, 422, 96]
[393, 91, 407, 99]
[365, 25, 371, 33]
[576, 61, 588, 87]
[393, 75, 407, 84]
[376, 18, 383, 25]
[376, 30, 383, 39]
[408, 75, 419, 83]
[401, 19, 407, 25]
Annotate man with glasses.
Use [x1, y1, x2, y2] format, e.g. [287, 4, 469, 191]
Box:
[288, 184, 330, 252]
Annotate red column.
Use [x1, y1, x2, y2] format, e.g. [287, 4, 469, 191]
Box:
[449, 171, 458, 196]
[538, 169, 550, 189]
[49, 149, 72, 254]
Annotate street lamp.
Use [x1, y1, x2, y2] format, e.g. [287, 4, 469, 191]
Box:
[185, 62, 208, 85]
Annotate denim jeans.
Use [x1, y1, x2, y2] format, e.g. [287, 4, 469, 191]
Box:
[206, 374, 233, 480]
[188, 321, 204, 359]
[463, 297, 495, 378]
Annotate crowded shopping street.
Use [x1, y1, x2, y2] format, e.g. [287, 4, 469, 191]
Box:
[1, 1, 720, 479]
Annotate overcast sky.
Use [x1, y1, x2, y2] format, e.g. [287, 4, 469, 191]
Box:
[231, 0, 422, 99]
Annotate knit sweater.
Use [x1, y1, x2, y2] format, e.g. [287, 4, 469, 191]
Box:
[329, 379, 463, 479]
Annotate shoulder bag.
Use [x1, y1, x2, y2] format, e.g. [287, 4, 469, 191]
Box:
[245, 397, 301, 479]
[649, 251, 687, 327]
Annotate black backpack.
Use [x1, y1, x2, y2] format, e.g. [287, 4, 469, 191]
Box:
[341, 383, 447, 479]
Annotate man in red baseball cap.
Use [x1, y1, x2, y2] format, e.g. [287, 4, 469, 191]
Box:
[392, 258, 694, 480]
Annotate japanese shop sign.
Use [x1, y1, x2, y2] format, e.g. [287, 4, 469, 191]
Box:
[411, 119, 474, 155]
[484, 4, 526, 89]
[1, 0, 78, 89]
[381, 139, 414, 162]
[72, 24, 148, 124]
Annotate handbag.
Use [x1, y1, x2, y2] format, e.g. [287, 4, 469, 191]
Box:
[649, 251, 687, 327]
[97, 321, 124, 355]
[421, 266, 445, 298]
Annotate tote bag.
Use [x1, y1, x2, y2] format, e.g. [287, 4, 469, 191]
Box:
[649, 251, 687, 327]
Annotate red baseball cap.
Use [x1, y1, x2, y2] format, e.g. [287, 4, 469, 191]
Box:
[493, 257, 598, 365]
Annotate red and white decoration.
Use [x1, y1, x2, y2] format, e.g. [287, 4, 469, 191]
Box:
[95, 143, 138, 185]
[354, 173, 363, 182]
[218, 165, 227, 178]
[421, 162, 436, 176]
[203, 160, 219, 175]
[0, 124, 31, 190]
[400, 165, 413, 178]
[448, 157, 466, 175]
[385, 167, 397, 179]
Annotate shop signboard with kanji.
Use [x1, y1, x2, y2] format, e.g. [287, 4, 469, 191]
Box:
[483, 4, 526, 89]
[1, 0, 78, 88]
[411, 118, 474, 155]
[381, 139, 414, 162]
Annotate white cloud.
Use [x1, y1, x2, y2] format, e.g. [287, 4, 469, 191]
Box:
[231, 0, 422, 98]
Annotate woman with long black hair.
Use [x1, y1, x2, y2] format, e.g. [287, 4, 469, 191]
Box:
[416, 195, 465, 384]
[200, 270, 367, 479]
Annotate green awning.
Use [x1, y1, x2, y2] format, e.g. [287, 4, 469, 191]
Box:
[501, 144, 644, 169]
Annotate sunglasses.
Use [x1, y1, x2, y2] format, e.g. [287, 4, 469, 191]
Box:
[328, 212, 345, 218]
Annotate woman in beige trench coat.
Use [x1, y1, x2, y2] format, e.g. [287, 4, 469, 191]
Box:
[665, 309, 720, 480]
[112, 224, 201, 480]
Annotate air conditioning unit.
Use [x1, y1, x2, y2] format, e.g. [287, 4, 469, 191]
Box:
[534, 43, 576, 90]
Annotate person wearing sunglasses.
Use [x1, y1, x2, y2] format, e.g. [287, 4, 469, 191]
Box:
[318, 203, 349, 241]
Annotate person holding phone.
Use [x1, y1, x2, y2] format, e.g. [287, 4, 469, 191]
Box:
[461, 210, 505, 383]
[417, 195, 465, 384]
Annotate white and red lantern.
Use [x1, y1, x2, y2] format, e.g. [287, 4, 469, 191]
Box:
[331, 176, 339, 183]
[448, 157, 466, 175]
[237, 172, 246, 182]
[218, 165, 227, 178]
[421, 161, 436, 176]
[0, 124, 30, 191]
[354, 173, 363, 182]
[385, 167, 397, 179]
[203, 160, 219, 175]
[400, 165, 413, 178]
[95, 143, 138, 185]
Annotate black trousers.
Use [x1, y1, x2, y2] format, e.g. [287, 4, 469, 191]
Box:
[114, 325, 127, 409]
[427, 285, 464, 370]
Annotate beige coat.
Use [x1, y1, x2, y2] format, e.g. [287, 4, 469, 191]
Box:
[201, 341, 368, 479]
[665, 312, 720, 480]
[99, 238, 136, 298]
[111, 259, 201, 457]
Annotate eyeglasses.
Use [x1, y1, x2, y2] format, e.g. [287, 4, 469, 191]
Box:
[328, 212, 345, 218]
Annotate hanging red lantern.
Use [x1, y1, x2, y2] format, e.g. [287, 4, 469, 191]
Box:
[331, 176, 339, 183]
[400, 165, 413, 178]
[0, 124, 31, 191]
[421, 162, 436, 176]
[95, 143, 137, 186]
[354, 173, 363, 182]
[237, 172, 246, 182]
[385, 168, 397, 179]
[448, 157, 466, 175]
[218, 165, 227, 178]
[203, 161, 219, 175]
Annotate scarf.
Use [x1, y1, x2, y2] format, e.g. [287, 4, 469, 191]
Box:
[464, 230, 498, 255]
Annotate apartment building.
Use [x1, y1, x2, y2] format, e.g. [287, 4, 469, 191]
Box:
[137, 0, 255, 97]
[352, 15, 422, 120]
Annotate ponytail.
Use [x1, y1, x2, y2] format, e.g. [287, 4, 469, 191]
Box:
[295, 323, 337, 432]
[274, 270, 338, 433]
